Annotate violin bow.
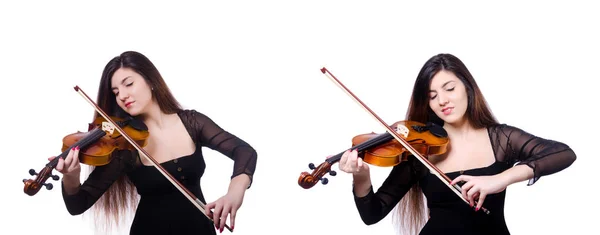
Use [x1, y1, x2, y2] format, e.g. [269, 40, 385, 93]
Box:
[319, 68, 490, 215]
[74, 86, 234, 231]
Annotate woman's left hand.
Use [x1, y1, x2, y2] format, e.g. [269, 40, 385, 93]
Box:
[206, 188, 245, 233]
[450, 174, 509, 211]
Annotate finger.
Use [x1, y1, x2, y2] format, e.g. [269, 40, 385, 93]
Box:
[353, 150, 362, 168]
[357, 157, 364, 172]
[348, 151, 358, 170]
[70, 147, 80, 169]
[48, 156, 56, 161]
[220, 204, 231, 231]
[213, 202, 224, 229]
[452, 175, 471, 185]
[230, 209, 237, 231]
[56, 158, 65, 172]
[325, 155, 333, 159]
[461, 182, 474, 201]
[339, 150, 349, 167]
[466, 186, 479, 207]
[476, 193, 486, 211]
[206, 201, 216, 217]
[451, 176, 463, 185]
[64, 148, 75, 168]
[468, 189, 479, 201]
[472, 192, 481, 208]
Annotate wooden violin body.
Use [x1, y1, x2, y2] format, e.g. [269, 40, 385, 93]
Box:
[23, 115, 149, 196]
[353, 120, 448, 167]
[299, 67, 490, 215]
[23, 86, 234, 231]
[62, 116, 149, 166]
[298, 120, 448, 189]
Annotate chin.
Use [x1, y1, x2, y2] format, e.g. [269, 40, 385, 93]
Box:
[120, 107, 139, 116]
[128, 110, 142, 116]
[438, 115, 457, 124]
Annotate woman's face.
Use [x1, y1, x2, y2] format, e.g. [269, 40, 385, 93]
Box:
[428, 70, 469, 125]
[110, 67, 153, 116]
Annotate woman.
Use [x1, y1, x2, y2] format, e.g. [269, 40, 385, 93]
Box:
[50, 51, 257, 234]
[336, 53, 576, 235]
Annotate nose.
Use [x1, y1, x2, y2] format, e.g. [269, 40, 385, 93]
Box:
[117, 90, 129, 102]
[437, 93, 449, 106]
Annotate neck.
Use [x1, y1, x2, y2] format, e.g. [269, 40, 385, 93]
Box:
[443, 117, 476, 140]
[140, 103, 170, 129]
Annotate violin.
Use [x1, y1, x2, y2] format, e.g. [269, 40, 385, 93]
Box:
[298, 120, 449, 188]
[23, 86, 233, 232]
[23, 115, 149, 196]
[298, 67, 491, 215]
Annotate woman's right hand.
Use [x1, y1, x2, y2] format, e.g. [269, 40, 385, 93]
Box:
[48, 146, 81, 178]
[338, 149, 369, 176]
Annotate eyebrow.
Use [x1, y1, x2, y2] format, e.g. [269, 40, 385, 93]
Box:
[429, 80, 455, 92]
[111, 76, 132, 90]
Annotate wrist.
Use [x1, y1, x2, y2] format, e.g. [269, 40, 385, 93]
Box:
[228, 174, 250, 194]
[352, 171, 371, 197]
[499, 164, 535, 186]
[62, 173, 81, 195]
[62, 173, 80, 185]
[353, 169, 370, 183]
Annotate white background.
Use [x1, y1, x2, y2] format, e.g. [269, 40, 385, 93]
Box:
[1, 1, 596, 234]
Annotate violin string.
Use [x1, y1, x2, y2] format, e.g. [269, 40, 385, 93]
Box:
[48, 129, 106, 168]
[74, 86, 233, 231]
[328, 133, 392, 163]
[321, 68, 490, 215]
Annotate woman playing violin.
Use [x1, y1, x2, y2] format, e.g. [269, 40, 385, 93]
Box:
[50, 51, 257, 234]
[336, 53, 576, 235]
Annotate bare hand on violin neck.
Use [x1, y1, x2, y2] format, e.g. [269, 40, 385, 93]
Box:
[49, 146, 82, 178]
[337, 149, 369, 176]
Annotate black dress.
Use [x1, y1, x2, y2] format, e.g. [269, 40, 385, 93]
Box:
[61, 109, 258, 235]
[353, 124, 576, 235]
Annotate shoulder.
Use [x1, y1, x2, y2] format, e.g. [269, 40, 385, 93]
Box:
[486, 123, 529, 136]
[486, 123, 542, 149]
[177, 109, 204, 118]
[177, 109, 212, 124]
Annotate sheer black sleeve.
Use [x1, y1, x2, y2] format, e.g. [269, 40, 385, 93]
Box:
[181, 109, 257, 188]
[489, 124, 576, 185]
[353, 155, 427, 225]
[62, 150, 137, 215]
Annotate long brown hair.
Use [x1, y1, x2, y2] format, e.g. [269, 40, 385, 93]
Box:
[394, 53, 498, 234]
[89, 51, 182, 232]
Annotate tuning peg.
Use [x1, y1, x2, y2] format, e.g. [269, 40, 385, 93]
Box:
[50, 174, 59, 181]
[43, 183, 53, 190]
[329, 170, 337, 176]
[308, 163, 315, 170]
[29, 169, 37, 176]
[320, 177, 328, 185]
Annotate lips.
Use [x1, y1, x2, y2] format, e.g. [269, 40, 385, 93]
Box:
[442, 107, 453, 115]
[125, 101, 134, 108]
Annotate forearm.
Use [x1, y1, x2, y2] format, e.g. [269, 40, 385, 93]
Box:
[352, 171, 372, 198]
[500, 164, 535, 186]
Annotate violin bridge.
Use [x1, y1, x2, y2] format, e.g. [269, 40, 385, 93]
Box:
[394, 124, 409, 138]
[101, 121, 115, 135]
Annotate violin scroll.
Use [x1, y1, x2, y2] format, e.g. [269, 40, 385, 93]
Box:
[297, 120, 449, 190]
[23, 165, 60, 196]
[23, 115, 149, 196]
[298, 161, 337, 189]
